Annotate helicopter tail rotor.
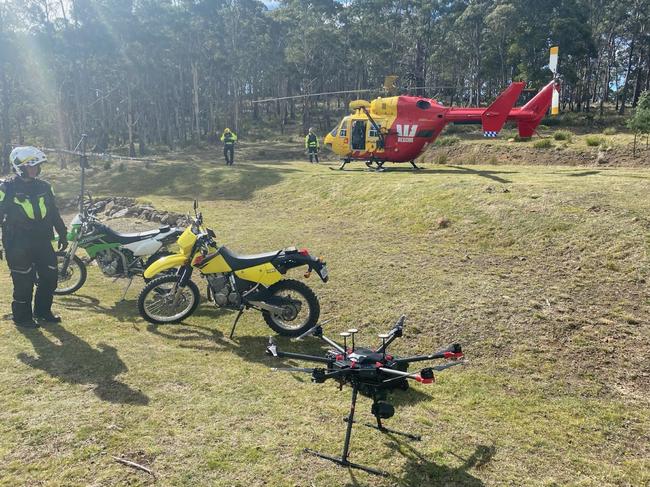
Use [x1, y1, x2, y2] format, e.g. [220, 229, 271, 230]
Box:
[549, 46, 560, 115]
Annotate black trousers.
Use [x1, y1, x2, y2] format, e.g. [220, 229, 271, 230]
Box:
[224, 146, 234, 165]
[308, 147, 319, 163]
[4, 237, 58, 323]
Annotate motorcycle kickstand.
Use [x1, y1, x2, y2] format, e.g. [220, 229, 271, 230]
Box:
[229, 307, 245, 339]
[119, 277, 134, 302]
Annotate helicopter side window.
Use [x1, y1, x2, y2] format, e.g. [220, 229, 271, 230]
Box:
[369, 123, 381, 137]
[339, 121, 347, 137]
[416, 100, 431, 110]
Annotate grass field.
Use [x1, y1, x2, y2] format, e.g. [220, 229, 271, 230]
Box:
[1, 146, 649, 486]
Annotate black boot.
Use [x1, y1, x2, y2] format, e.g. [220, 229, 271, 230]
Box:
[12, 302, 38, 328]
[34, 312, 62, 324]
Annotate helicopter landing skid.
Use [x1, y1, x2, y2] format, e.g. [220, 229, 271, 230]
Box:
[365, 159, 385, 172]
[330, 158, 351, 171]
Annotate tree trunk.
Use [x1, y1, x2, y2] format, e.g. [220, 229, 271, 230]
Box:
[127, 84, 136, 157]
[0, 68, 11, 174]
[619, 35, 636, 114]
[192, 61, 200, 141]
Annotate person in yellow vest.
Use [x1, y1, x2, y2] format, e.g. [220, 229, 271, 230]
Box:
[305, 127, 319, 163]
[220, 128, 238, 166]
[0, 147, 67, 328]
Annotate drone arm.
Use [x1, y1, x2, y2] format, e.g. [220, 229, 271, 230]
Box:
[321, 335, 346, 354]
[392, 343, 463, 364]
[376, 333, 399, 353]
[274, 350, 332, 364]
[267, 337, 332, 363]
[378, 367, 413, 378]
[378, 367, 434, 384]
[375, 315, 406, 353]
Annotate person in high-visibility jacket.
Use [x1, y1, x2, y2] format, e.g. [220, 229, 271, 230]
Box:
[305, 127, 319, 163]
[0, 147, 68, 328]
[220, 128, 238, 166]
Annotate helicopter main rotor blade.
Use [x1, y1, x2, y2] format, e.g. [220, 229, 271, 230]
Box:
[252, 89, 377, 104]
[252, 86, 453, 104]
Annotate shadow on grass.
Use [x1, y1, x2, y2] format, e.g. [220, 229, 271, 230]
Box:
[325, 164, 516, 183]
[57, 294, 139, 323]
[85, 161, 299, 202]
[144, 322, 278, 368]
[566, 170, 601, 177]
[387, 440, 495, 487]
[16, 324, 149, 405]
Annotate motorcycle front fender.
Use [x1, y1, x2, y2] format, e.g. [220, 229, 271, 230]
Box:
[144, 254, 187, 279]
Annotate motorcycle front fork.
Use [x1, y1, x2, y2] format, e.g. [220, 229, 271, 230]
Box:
[59, 238, 80, 275]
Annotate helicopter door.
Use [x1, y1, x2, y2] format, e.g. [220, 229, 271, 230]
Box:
[351, 120, 366, 151]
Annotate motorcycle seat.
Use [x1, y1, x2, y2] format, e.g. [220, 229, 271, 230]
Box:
[218, 246, 281, 270]
[100, 225, 177, 245]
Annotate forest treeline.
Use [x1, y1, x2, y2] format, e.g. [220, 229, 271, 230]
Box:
[0, 0, 648, 161]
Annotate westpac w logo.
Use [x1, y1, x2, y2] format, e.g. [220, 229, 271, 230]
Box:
[396, 124, 418, 142]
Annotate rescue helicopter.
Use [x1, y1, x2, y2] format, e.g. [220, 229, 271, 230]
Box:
[253, 47, 560, 171]
[325, 46, 560, 170]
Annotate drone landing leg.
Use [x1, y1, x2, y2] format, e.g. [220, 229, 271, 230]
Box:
[304, 385, 389, 477]
[229, 308, 244, 339]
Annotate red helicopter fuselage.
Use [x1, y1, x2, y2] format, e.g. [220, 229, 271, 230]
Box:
[324, 80, 559, 166]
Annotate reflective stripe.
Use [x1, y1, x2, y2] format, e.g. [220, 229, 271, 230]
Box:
[39, 196, 47, 218]
[47, 265, 57, 270]
[14, 197, 35, 219]
[10, 266, 33, 274]
[0, 189, 5, 202]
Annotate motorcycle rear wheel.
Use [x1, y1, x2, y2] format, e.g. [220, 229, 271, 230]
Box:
[262, 279, 320, 337]
[138, 274, 200, 324]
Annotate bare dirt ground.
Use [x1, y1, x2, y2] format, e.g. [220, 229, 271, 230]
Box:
[420, 139, 650, 167]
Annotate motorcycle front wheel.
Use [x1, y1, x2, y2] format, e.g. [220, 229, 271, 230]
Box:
[262, 279, 320, 337]
[137, 274, 200, 324]
[54, 251, 87, 295]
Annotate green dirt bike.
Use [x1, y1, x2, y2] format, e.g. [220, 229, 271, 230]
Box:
[55, 199, 183, 298]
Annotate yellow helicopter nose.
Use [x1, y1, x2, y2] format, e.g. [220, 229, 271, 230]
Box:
[324, 131, 335, 146]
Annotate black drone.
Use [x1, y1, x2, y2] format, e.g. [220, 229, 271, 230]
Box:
[266, 315, 464, 477]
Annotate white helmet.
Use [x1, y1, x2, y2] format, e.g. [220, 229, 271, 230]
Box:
[10, 146, 47, 176]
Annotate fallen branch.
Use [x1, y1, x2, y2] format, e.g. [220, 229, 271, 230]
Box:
[112, 456, 156, 479]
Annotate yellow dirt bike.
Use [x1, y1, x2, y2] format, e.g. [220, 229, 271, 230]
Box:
[137, 202, 329, 337]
